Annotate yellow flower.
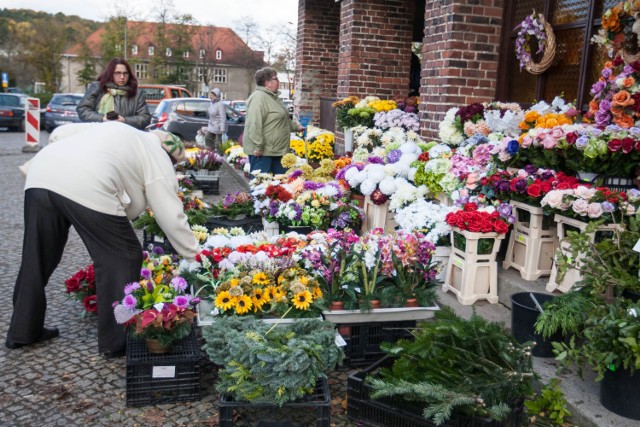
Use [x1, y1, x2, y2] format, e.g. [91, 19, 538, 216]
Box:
[273, 287, 287, 303]
[292, 290, 313, 310]
[251, 288, 267, 311]
[252, 272, 270, 286]
[235, 294, 253, 315]
[215, 291, 236, 311]
[264, 285, 278, 301]
[312, 286, 323, 300]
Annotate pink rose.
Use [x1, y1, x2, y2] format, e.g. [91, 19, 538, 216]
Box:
[572, 199, 589, 216]
[587, 202, 603, 218]
[521, 135, 534, 148]
[541, 135, 558, 149]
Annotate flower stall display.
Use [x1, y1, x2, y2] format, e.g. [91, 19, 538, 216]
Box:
[202, 316, 344, 406]
[514, 10, 556, 74]
[64, 264, 97, 316]
[392, 94, 419, 113]
[373, 109, 420, 132]
[225, 144, 248, 170]
[113, 251, 198, 353]
[193, 148, 224, 175]
[442, 202, 512, 305]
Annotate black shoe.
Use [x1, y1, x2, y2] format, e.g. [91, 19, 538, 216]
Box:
[6, 327, 60, 349]
[103, 349, 126, 358]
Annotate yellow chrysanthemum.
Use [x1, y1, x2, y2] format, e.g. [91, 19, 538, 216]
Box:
[292, 290, 313, 310]
[235, 294, 253, 315]
[252, 272, 270, 286]
[215, 291, 236, 311]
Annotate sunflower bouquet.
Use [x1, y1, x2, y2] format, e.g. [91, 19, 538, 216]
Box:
[213, 265, 325, 318]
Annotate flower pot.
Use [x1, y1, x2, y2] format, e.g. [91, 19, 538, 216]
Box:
[404, 298, 419, 307]
[510, 292, 563, 358]
[600, 367, 640, 420]
[280, 225, 314, 235]
[329, 301, 345, 311]
[350, 193, 365, 208]
[343, 127, 354, 152]
[262, 217, 279, 237]
[145, 338, 172, 354]
[433, 245, 451, 282]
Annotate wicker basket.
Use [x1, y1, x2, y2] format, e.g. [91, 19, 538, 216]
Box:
[525, 15, 556, 75]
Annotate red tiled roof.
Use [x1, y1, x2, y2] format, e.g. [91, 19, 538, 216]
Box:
[65, 21, 264, 66]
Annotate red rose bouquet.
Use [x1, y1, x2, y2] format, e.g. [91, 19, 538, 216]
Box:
[445, 202, 511, 235]
[64, 264, 97, 315]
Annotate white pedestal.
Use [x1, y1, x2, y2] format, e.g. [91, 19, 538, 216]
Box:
[502, 201, 557, 280]
[363, 196, 397, 232]
[262, 217, 280, 237]
[433, 245, 451, 282]
[442, 228, 505, 305]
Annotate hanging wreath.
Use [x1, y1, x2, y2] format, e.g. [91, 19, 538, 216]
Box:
[514, 10, 556, 74]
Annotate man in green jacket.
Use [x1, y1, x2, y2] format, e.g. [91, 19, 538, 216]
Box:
[243, 67, 304, 175]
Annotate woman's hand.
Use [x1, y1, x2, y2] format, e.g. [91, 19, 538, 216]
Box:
[253, 149, 263, 157]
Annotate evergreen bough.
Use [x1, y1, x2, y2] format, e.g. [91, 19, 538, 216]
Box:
[367, 306, 534, 425]
[202, 316, 344, 406]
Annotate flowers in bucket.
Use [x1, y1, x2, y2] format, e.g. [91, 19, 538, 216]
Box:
[133, 193, 211, 238]
[373, 109, 420, 132]
[210, 191, 254, 219]
[330, 200, 365, 230]
[194, 148, 224, 171]
[445, 202, 512, 235]
[212, 265, 324, 318]
[225, 144, 248, 167]
[289, 126, 335, 161]
[65, 264, 97, 315]
[540, 186, 639, 223]
[394, 199, 455, 246]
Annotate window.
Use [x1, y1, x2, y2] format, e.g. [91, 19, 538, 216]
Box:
[174, 100, 211, 118]
[199, 49, 206, 59]
[216, 49, 222, 60]
[213, 68, 227, 83]
[166, 48, 172, 57]
[183, 51, 190, 59]
[148, 46, 155, 56]
[131, 45, 138, 55]
[194, 67, 205, 82]
[498, 0, 614, 109]
[135, 63, 148, 80]
[115, 44, 122, 52]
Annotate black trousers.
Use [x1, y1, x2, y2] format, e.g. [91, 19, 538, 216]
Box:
[7, 189, 143, 353]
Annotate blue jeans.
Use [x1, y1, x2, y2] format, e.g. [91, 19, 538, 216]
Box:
[249, 155, 286, 175]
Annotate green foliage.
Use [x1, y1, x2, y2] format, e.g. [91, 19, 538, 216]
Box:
[534, 291, 595, 339]
[524, 378, 572, 427]
[201, 317, 344, 406]
[368, 307, 534, 425]
[133, 199, 211, 238]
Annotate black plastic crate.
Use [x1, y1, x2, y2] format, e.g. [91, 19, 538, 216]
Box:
[337, 320, 416, 368]
[206, 215, 263, 234]
[191, 173, 220, 195]
[347, 357, 524, 427]
[126, 330, 202, 407]
[142, 230, 176, 254]
[219, 377, 330, 427]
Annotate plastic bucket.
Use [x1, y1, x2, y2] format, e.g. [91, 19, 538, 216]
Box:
[510, 292, 562, 358]
[600, 367, 640, 420]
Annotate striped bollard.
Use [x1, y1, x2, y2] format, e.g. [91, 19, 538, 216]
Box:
[22, 97, 42, 153]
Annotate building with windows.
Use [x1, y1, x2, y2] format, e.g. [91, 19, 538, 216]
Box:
[62, 21, 264, 100]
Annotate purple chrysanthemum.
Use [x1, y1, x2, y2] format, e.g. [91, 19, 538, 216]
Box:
[124, 282, 141, 295]
[140, 268, 152, 280]
[290, 169, 303, 179]
[171, 276, 188, 292]
[152, 246, 165, 255]
[367, 156, 385, 164]
[386, 149, 402, 164]
[123, 294, 138, 310]
[303, 181, 325, 190]
[173, 295, 190, 308]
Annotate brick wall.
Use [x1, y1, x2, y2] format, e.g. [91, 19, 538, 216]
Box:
[295, 0, 341, 125]
[337, 0, 415, 100]
[420, 0, 504, 139]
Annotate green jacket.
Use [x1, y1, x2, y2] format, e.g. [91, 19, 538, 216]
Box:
[243, 87, 298, 156]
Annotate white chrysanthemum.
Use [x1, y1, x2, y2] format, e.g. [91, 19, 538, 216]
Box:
[399, 141, 419, 154]
[114, 305, 140, 324]
[399, 152, 418, 165]
[383, 163, 398, 176]
[405, 130, 424, 144]
[360, 179, 377, 196]
[316, 185, 339, 198]
[370, 146, 386, 158]
[364, 163, 386, 183]
[218, 259, 236, 270]
[392, 161, 411, 179]
[204, 234, 231, 249]
[379, 177, 397, 196]
[352, 147, 370, 162]
[345, 167, 362, 184]
[428, 143, 452, 158]
[228, 235, 253, 248]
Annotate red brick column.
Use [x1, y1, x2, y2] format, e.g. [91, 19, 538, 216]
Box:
[337, 0, 415, 100]
[295, 0, 341, 124]
[420, 0, 504, 139]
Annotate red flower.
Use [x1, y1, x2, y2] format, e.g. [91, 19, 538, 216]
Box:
[527, 182, 542, 198]
[417, 152, 430, 162]
[621, 137, 635, 154]
[463, 202, 478, 212]
[565, 132, 578, 145]
[493, 221, 509, 234]
[608, 138, 622, 152]
[65, 276, 82, 293]
[83, 295, 98, 313]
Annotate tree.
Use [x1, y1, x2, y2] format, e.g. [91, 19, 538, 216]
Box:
[19, 18, 67, 92]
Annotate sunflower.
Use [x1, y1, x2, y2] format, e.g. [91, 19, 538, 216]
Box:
[292, 290, 313, 310]
[235, 294, 253, 315]
[251, 288, 267, 311]
[272, 287, 287, 303]
[215, 291, 236, 311]
[252, 272, 270, 286]
[264, 285, 278, 301]
[311, 286, 323, 300]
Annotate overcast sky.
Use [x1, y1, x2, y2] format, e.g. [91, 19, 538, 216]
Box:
[0, 0, 298, 28]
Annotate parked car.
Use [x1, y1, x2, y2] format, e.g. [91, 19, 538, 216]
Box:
[44, 93, 84, 132]
[5, 87, 24, 94]
[139, 84, 192, 114]
[0, 93, 27, 131]
[282, 99, 294, 117]
[146, 97, 245, 142]
[229, 100, 247, 116]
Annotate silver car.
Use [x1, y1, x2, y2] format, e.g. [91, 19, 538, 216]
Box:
[44, 93, 84, 133]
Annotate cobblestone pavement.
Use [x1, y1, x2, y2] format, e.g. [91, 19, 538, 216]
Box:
[0, 130, 356, 427]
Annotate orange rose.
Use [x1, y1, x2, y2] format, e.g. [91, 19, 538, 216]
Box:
[602, 6, 621, 32]
[624, 77, 635, 88]
[604, 61, 613, 69]
[524, 111, 541, 123]
[613, 113, 635, 128]
[589, 100, 599, 113]
[610, 106, 624, 117]
[612, 90, 634, 107]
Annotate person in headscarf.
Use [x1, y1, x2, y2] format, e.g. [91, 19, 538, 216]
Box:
[5, 122, 198, 358]
[77, 57, 151, 130]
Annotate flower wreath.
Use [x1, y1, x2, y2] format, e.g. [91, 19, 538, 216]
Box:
[514, 10, 556, 74]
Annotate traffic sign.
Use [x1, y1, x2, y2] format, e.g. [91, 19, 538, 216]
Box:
[1, 72, 8, 88]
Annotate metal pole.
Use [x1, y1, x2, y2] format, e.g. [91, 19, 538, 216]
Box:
[124, 20, 127, 60]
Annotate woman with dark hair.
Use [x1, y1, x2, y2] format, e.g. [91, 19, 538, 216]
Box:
[243, 66, 304, 175]
[77, 58, 151, 130]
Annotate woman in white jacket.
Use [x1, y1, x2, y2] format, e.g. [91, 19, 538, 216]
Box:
[6, 122, 199, 358]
